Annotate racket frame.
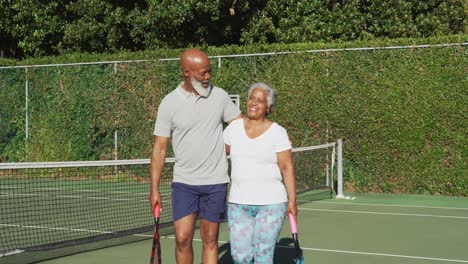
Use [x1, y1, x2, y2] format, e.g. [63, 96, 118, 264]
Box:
[150, 204, 162, 264]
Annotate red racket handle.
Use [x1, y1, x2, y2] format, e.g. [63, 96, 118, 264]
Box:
[288, 213, 297, 234]
[153, 203, 161, 218]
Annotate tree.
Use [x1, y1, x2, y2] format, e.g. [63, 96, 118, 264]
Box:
[0, 0, 67, 57]
[0, 0, 465, 58]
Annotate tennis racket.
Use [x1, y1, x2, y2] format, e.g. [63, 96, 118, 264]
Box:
[288, 213, 305, 264]
[150, 204, 161, 264]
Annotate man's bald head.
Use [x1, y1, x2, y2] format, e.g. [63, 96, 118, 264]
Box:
[180, 48, 209, 71]
[179, 48, 212, 96]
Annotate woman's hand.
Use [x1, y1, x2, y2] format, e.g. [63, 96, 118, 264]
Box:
[287, 199, 298, 222]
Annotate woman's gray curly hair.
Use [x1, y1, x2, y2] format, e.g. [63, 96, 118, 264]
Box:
[247, 82, 278, 115]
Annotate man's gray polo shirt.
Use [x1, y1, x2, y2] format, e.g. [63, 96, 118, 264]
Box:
[153, 83, 241, 185]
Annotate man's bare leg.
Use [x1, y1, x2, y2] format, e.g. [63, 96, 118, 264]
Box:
[174, 213, 197, 264]
[200, 219, 220, 264]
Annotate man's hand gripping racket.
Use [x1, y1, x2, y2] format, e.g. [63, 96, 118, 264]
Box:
[288, 213, 305, 264]
[150, 204, 161, 264]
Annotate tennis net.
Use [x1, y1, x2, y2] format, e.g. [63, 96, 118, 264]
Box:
[0, 141, 341, 259]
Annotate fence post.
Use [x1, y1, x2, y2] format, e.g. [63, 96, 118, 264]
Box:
[25, 68, 29, 140]
[336, 138, 344, 198]
[113, 63, 118, 162]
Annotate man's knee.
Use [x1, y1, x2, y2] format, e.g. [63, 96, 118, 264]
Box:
[175, 231, 194, 249]
[200, 220, 220, 247]
[202, 231, 218, 247]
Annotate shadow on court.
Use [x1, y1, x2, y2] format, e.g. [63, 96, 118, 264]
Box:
[218, 238, 296, 264]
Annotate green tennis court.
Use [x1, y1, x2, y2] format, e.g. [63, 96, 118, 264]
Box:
[5, 192, 464, 264]
[2, 143, 466, 264]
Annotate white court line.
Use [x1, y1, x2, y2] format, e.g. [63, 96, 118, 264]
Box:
[277, 245, 468, 263]
[299, 208, 468, 219]
[0, 249, 25, 257]
[316, 201, 468, 211]
[1, 223, 113, 234]
[0, 193, 37, 197]
[0, 192, 140, 202]
[0, 186, 148, 195]
[59, 195, 82, 199]
[1, 193, 167, 203]
[86, 196, 133, 201]
[149, 236, 468, 263]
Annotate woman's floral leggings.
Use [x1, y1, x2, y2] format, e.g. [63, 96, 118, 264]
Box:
[227, 202, 286, 264]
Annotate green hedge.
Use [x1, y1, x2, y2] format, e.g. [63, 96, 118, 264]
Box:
[0, 34, 466, 66]
[0, 36, 466, 196]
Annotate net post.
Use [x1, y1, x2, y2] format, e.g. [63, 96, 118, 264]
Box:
[336, 138, 344, 199]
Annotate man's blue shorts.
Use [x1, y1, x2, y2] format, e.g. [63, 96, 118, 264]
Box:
[171, 182, 228, 223]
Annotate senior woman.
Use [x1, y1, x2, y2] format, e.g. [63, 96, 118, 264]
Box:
[223, 82, 298, 263]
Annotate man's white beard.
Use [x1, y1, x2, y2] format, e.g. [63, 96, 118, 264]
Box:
[191, 77, 211, 97]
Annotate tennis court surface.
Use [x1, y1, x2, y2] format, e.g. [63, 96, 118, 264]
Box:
[2, 192, 467, 264]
